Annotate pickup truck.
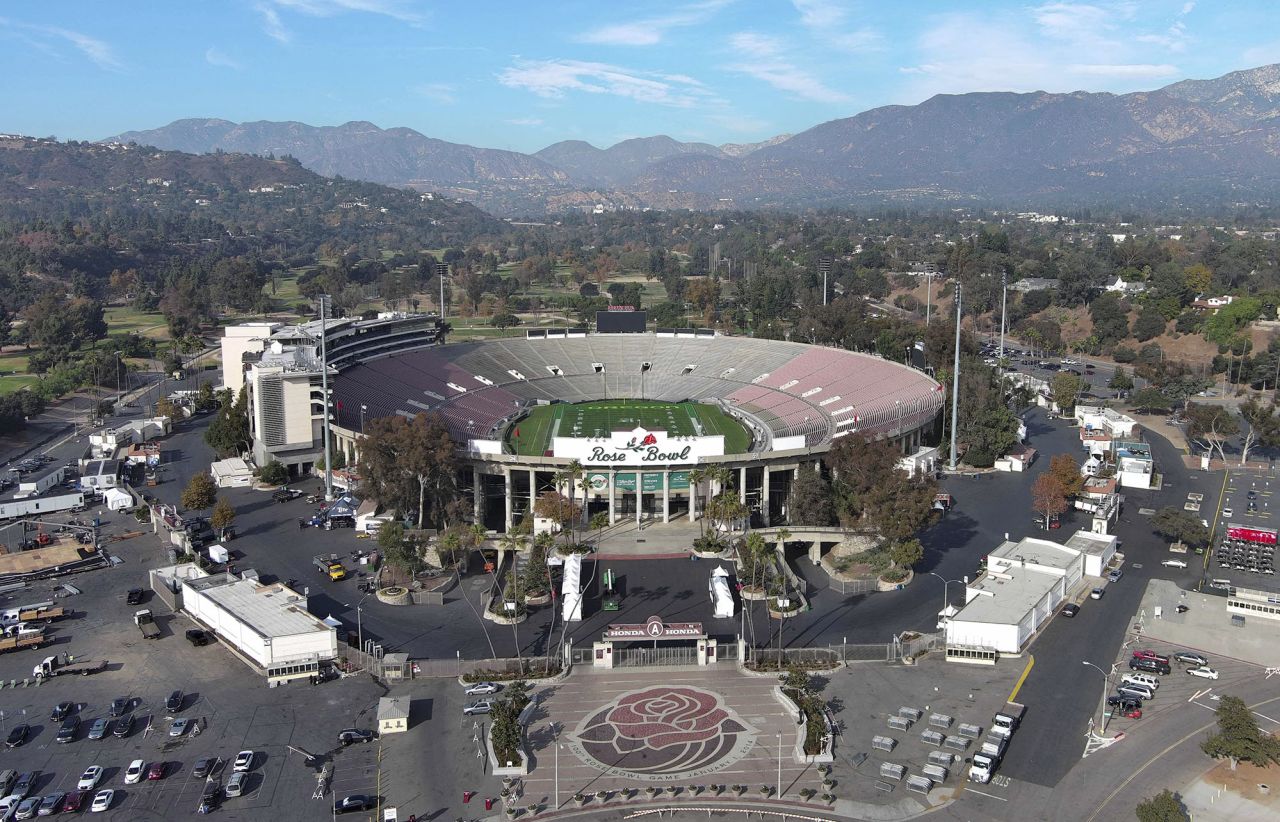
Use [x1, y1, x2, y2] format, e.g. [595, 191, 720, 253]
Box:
[313, 555, 348, 581]
[134, 609, 160, 639]
[0, 632, 45, 654]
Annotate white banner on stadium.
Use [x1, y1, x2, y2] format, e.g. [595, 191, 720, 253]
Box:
[553, 427, 724, 466]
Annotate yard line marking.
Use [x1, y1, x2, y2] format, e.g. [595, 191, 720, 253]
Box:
[965, 788, 1008, 801]
[1008, 654, 1035, 702]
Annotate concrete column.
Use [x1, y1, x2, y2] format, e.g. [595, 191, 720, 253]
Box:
[761, 466, 771, 527]
[739, 466, 747, 505]
[635, 481, 642, 528]
[662, 472, 670, 523]
[608, 471, 616, 525]
[529, 469, 536, 522]
[472, 467, 483, 523]
[503, 467, 513, 532]
[688, 473, 696, 523]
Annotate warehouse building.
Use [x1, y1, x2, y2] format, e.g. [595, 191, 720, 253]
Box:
[151, 564, 337, 684]
[945, 530, 1117, 660]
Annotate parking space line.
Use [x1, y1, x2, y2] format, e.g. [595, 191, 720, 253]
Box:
[965, 787, 1008, 801]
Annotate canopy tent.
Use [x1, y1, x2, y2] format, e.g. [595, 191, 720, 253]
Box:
[561, 553, 583, 623]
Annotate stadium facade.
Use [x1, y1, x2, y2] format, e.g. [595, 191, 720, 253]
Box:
[226, 315, 945, 533]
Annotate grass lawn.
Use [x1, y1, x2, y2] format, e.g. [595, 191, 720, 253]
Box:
[104, 306, 170, 340]
[507, 400, 751, 456]
[0, 374, 40, 395]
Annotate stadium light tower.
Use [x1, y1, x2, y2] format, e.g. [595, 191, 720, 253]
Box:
[318, 294, 334, 502]
[949, 283, 962, 471]
[818, 258, 832, 306]
[435, 262, 449, 319]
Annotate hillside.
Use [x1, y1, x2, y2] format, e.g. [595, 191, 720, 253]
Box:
[104, 64, 1280, 215]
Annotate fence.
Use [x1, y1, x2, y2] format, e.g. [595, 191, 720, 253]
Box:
[410, 655, 561, 680]
[826, 577, 880, 596]
[615, 646, 700, 667]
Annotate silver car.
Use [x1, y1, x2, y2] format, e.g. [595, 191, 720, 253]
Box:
[225, 772, 247, 798]
[1173, 651, 1208, 666]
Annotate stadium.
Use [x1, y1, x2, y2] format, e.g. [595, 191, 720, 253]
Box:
[319, 322, 946, 534]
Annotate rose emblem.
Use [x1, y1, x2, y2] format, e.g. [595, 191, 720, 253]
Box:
[640, 433, 657, 446]
[572, 686, 755, 779]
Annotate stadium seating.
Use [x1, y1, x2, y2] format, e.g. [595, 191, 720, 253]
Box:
[333, 333, 944, 446]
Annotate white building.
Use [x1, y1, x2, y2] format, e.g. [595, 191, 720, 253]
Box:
[155, 563, 337, 684]
[1104, 276, 1146, 296]
[80, 459, 120, 491]
[945, 530, 1116, 657]
[1115, 441, 1154, 490]
[221, 322, 282, 395]
[210, 458, 254, 489]
[1075, 406, 1138, 440]
[897, 446, 939, 478]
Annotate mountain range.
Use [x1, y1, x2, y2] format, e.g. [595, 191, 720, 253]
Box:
[106, 64, 1280, 216]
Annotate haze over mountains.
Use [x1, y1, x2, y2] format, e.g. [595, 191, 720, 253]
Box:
[107, 64, 1280, 216]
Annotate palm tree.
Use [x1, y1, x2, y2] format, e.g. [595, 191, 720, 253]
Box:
[689, 467, 707, 534]
[589, 511, 609, 548]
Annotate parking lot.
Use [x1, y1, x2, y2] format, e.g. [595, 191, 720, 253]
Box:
[1210, 470, 1280, 592]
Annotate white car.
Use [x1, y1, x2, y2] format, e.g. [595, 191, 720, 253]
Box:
[124, 759, 145, 784]
[89, 789, 113, 813]
[1162, 559, 1188, 568]
[77, 766, 103, 792]
[0, 796, 19, 818]
[463, 682, 501, 696]
[233, 750, 255, 772]
[1187, 665, 1220, 680]
[1223, 508, 1233, 518]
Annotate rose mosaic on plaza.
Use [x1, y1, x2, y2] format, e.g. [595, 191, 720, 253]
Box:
[570, 686, 757, 781]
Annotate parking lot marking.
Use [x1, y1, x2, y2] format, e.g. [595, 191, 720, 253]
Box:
[1008, 655, 1034, 702]
[965, 787, 1008, 801]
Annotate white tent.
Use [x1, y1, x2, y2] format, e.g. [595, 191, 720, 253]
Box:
[103, 487, 133, 511]
[561, 553, 583, 623]
[709, 566, 734, 618]
[321, 615, 343, 629]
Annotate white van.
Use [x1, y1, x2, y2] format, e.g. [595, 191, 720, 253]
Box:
[1121, 673, 1160, 690]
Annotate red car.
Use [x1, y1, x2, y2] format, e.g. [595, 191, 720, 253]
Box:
[1121, 707, 1142, 719]
[147, 761, 166, 780]
[1132, 650, 1170, 664]
[62, 791, 88, 812]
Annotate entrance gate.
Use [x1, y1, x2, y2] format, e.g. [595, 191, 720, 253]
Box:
[614, 645, 699, 667]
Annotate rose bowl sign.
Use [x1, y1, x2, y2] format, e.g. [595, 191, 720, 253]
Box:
[553, 426, 724, 466]
[604, 615, 704, 641]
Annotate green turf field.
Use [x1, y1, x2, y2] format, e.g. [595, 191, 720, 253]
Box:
[508, 400, 751, 456]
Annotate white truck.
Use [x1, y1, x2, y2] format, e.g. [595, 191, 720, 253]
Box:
[968, 734, 1010, 783]
[991, 701, 1025, 738]
[0, 491, 85, 521]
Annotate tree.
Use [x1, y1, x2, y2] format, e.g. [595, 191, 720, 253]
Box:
[1135, 789, 1187, 822]
[204, 387, 250, 457]
[1129, 387, 1172, 414]
[1132, 307, 1168, 342]
[1048, 453, 1084, 498]
[154, 396, 178, 420]
[180, 472, 218, 512]
[787, 466, 835, 526]
[257, 461, 289, 485]
[209, 498, 236, 537]
[1238, 397, 1280, 464]
[1201, 694, 1280, 770]
[1030, 473, 1068, 529]
[1185, 403, 1239, 464]
[1149, 507, 1210, 548]
[378, 521, 422, 576]
[706, 492, 748, 534]
[1051, 372, 1085, 413]
[533, 490, 581, 538]
[1089, 293, 1130, 344]
[1109, 368, 1134, 392]
[589, 511, 609, 546]
[358, 412, 459, 528]
[889, 538, 924, 569]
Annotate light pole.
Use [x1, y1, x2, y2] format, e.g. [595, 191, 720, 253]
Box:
[114, 351, 123, 402]
[999, 272, 1008, 362]
[926, 572, 963, 619]
[360, 404, 367, 434]
[349, 592, 371, 671]
[1082, 660, 1113, 734]
[776, 731, 783, 798]
[555, 742, 560, 808]
[317, 296, 334, 501]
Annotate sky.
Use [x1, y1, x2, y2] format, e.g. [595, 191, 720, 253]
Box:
[2, 1, 1278, 154]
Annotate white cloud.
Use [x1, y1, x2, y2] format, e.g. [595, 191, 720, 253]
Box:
[256, 0, 424, 43]
[577, 0, 731, 47]
[723, 32, 849, 103]
[897, 7, 1191, 101]
[791, 0, 882, 52]
[255, 5, 291, 43]
[0, 17, 121, 70]
[267, 0, 424, 23]
[413, 82, 454, 103]
[1070, 63, 1180, 78]
[706, 112, 773, 134]
[506, 117, 544, 127]
[205, 47, 242, 70]
[499, 58, 711, 108]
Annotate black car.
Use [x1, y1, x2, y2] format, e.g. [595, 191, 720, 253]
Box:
[112, 713, 134, 738]
[108, 698, 129, 718]
[1061, 603, 1080, 618]
[50, 702, 74, 721]
[5, 724, 29, 748]
[337, 729, 375, 746]
[186, 629, 212, 647]
[192, 757, 218, 779]
[335, 795, 375, 814]
[1107, 695, 1143, 711]
[1129, 657, 1172, 676]
[55, 717, 79, 743]
[165, 690, 184, 712]
[126, 589, 146, 606]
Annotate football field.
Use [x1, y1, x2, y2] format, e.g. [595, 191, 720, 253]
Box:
[507, 400, 751, 456]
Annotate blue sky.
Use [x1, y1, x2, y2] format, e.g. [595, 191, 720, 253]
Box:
[2, 1, 1277, 153]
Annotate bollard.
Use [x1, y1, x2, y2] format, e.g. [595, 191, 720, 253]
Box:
[485, 797, 494, 811]
[463, 791, 473, 803]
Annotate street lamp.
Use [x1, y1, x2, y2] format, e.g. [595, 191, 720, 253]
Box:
[926, 572, 963, 623]
[347, 592, 372, 672]
[776, 731, 783, 798]
[360, 404, 367, 434]
[1081, 660, 1113, 734]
